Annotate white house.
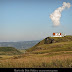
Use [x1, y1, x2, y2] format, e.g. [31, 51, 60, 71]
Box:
[53, 32, 62, 37]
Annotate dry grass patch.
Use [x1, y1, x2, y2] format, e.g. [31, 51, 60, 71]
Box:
[0, 53, 72, 68]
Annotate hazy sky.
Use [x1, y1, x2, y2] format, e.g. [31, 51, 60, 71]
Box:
[0, 0, 72, 42]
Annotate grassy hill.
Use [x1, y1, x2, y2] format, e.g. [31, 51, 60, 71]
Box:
[0, 47, 22, 55]
[27, 35, 72, 52]
[0, 35, 72, 68]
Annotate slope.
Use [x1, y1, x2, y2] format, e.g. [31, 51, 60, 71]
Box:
[0, 47, 23, 55]
[27, 35, 72, 52]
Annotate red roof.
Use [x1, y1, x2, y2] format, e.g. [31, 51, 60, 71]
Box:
[53, 33, 55, 35]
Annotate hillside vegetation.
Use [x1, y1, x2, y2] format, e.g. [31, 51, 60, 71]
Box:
[0, 35, 72, 68]
[0, 47, 22, 55]
[27, 35, 72, 52]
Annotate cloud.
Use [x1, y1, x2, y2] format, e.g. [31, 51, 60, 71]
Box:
[50, 2, 71, 26]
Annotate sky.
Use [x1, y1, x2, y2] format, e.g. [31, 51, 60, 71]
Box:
[0, 0, 72, 42]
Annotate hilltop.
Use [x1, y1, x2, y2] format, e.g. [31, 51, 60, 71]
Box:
[0, 47, 22, 55]
[27, 35, 72, 52]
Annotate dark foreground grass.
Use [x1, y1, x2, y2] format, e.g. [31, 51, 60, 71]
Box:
[0, 58, 72, 68]
[0, 54, 72, 68]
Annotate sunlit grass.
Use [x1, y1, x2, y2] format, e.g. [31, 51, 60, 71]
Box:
[0, 53, 72, 68]
[0, 37, 72, 68]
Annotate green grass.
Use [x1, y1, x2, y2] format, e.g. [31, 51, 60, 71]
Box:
[27, 41, 72, 54]
[27, 36, 72, 52]
[0, 47, 23, 55]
